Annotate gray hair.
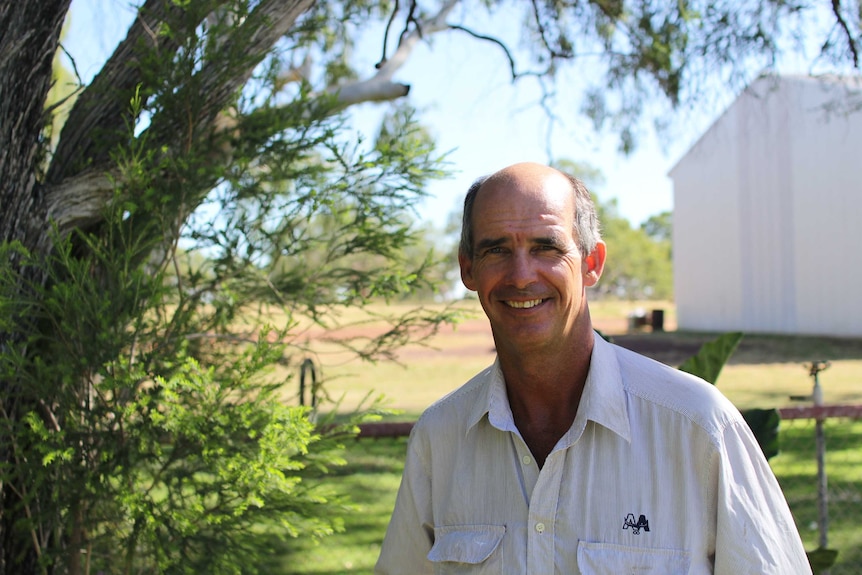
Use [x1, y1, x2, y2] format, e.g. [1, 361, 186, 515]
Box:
[458, 170, 601, 261]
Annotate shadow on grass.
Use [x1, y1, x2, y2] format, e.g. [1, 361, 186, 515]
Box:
[611, 331, 862, 367]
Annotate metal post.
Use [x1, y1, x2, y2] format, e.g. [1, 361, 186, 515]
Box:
[808, 361, 830, 563]
[299, 357, 318, 408]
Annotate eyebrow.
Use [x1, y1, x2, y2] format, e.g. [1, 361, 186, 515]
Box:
[476, 237, 507, 252]
[534, 236, 563, 248]
[475, 235, 564, 251]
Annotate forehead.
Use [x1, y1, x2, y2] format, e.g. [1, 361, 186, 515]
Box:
[472, 172, 575, 238]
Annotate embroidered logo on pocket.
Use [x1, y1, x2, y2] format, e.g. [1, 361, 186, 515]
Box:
[622, 513, 650, 534]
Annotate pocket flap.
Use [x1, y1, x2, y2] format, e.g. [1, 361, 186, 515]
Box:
[428, 525, 505, 564]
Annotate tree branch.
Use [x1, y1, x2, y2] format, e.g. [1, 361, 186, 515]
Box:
[44, 0, 461, 241]
[44, 167, 116, 234]
[830, 0, 859, 67]
[377, 0, 401, 69]
[530, 0, 573, 59]
[448, 24, 518, 80]
[46, 0, 316, 240]
[330, 0, 458, 107]
[47, 0, 183, 183]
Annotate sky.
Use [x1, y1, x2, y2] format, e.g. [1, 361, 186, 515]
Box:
[62, 1, 731, 229]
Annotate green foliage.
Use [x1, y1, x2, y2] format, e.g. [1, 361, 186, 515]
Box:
[678, 332, 744, 384]
[586, 196, 672, 300]
[807, 547, 839, 573]
[740, 407, 781, 461]
[551, 159, 607, 190]
[640, 211, 672, 243]
[3, 5, 460, 572]
[1, 225, 368, 574]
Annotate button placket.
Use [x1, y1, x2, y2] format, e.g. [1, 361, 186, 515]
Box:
[526, 449, 566, 574]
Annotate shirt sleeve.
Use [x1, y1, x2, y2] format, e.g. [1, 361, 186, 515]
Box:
[713, 419, 812, 574]
[375, 425, 435, 575]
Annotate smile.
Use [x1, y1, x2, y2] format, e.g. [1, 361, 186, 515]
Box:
[505, 299, 544, 309]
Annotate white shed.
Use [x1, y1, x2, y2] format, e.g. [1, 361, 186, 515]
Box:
[669, 75, 862, 337]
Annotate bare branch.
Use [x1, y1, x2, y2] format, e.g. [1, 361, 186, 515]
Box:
[329, 79, 411, 107]
[328, 0, 459, 106]
[398, 0, 421, 48]
[369, 0, 458, 82]
[377, 0, 401, 68]
[830, 0, 859, 67]
[448, 24, 518, 80]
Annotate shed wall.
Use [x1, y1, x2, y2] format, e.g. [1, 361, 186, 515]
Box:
[670, 76, 862, 336]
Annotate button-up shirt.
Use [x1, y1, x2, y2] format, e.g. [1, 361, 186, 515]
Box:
[375, 334, 811, 574]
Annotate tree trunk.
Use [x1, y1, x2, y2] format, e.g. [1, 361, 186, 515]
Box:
[1, 0, 71, 571]
[0, 0, 69, 251]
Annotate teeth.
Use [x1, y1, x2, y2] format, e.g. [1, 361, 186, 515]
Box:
[506, 299, 543, 309]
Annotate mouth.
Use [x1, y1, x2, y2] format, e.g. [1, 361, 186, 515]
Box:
[504, 298, 545, 309]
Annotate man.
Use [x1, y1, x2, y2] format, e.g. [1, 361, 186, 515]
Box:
[375, 162, 811, 574]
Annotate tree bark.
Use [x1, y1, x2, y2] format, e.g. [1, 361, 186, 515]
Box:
[1, 0, 74, 570]
[0, 0, 70, 251]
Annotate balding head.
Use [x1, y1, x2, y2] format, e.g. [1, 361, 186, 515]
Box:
[459, 163, 601, 261]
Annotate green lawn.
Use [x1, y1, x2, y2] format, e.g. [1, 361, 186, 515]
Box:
[771, 419, 862, 574]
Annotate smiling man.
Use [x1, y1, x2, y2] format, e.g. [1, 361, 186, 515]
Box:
[375, 162, 811, 574]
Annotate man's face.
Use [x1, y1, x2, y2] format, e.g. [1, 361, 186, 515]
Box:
[459, 166, 605, 355]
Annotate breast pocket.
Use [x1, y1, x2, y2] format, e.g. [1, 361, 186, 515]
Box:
[577, 540, 691, 574]
[428, 525, 505, 575]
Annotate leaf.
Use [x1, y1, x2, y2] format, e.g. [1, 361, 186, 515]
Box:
[741, 408, 781, 460]
[677, 332, 744, 384]
[807, 547, 839, 573]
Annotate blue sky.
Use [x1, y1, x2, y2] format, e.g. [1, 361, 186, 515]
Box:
[63, 0, 730, 229]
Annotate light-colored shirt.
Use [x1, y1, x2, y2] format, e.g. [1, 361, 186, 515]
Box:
[376, 334, 811, 574]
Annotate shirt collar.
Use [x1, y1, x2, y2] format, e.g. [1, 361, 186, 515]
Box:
[573, 333, 631, 444]
[465, 332, 631, 444]
[466, 359, 516, 434]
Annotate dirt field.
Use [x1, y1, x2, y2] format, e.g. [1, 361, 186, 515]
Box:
[306, 300, 862, 413]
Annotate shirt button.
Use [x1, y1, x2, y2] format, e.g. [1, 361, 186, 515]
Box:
[535, 522, 546, 533]
[521, 455, 532, 465]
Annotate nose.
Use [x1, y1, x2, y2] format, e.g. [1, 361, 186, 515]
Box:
[505, 250, 536, 289]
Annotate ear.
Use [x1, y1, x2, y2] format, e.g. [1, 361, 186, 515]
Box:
[459, 251, 478, 292]
[583, 241, 606, 287]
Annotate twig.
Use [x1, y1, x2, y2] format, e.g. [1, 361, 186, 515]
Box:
[376, 0, 400, 68]
[448, 25, 518, 80]
[830, 0, 859, 67]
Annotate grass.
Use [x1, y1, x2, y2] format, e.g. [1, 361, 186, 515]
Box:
[274, 299, 862, 574]
[280, 438, 408, 574]
[771, 420, 862, 573]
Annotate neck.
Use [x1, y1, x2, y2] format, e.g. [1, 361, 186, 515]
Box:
[496, 327, 595, 467]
